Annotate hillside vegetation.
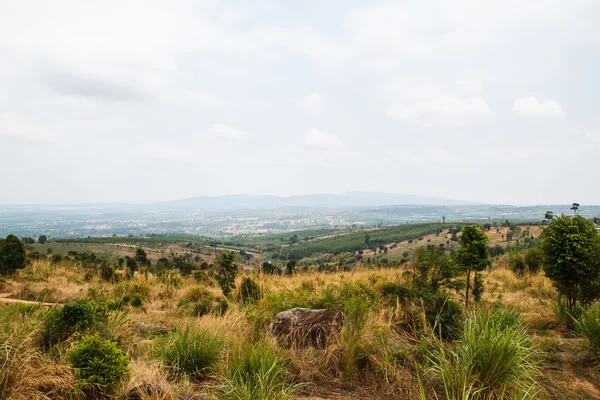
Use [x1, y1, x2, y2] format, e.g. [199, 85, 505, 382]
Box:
[0, 216, 599, 399]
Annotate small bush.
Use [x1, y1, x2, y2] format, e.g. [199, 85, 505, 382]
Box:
[68, 334, 130, 393]
[426, 306, 538, 399]
[178, 286, 221, 317]
[523, 247, 543, 274]
[240, 277, 261, 304]
[219, 340, 296, 400]
[39, 298, 96, 348]
[506, 249, 526, 275]
[574, 303, 600, 359]
[156, 325, 223, 379]
[113, 280, 151, 305]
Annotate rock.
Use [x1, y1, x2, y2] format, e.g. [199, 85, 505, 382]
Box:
[268, 307, 343, 348]
[127, 383, 165, 399]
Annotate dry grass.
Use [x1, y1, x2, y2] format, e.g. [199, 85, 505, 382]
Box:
[1, 257, 599, 399]
[1, 331, 82, 399]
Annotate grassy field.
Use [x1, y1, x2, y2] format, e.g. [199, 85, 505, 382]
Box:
[1, 258, 600, 399]
[4, 221, 600, 400]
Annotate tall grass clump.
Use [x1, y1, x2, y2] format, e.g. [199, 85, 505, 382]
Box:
[1, 328, 80, 399]
[340, 295, 370, 381]
[427, 306, 538, 399]
[219, 340, 297, 400]
[554, 296, 582, 327]
[573, 302, 600, 359]
[156, 324, 223, 379]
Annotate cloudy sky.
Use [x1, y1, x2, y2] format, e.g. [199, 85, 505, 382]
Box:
[1, 0, 599, 205]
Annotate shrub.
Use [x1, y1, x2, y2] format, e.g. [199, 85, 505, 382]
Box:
[523, 247, 543, 274]
[240, 277, 261, 304]
[178, 286, 221, 317]
[100, 264, 115, 282]
[219, 340, 296, 400]
[68, 334, 130, 393]
[573, 303, 600, 359]
[113, 280, 151, 306]
[39, 298, 96, 348]
[427, 306, 538, 399]
[506, 249, 526, 275]
[156, 325, 223, 379]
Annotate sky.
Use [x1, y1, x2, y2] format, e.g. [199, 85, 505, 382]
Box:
[1, 0, 599, 205]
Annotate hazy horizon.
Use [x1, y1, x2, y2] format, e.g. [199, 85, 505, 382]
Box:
[1, 1, 599, 205]
[0, 190, 595, 208]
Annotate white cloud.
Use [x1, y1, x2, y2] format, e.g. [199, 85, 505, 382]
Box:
[209, 124, 248, 140]
[296, 92, 324, 113]
[304, 128, 346, 152]
[385, 78, 492, 126]
[385, 95, 493, 126]
[396, 148, 453, 163]
[455, 79, 483, 94]
[0, 112, 56, 143]
[513, 96, 564, 118]
[586, 132, 600, 142]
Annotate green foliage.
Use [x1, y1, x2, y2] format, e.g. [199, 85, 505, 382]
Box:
[426, 306, 538, 399]
[340, 296, 371, 380]
[262, 261, 280, 275]
[456, 225, 491, 308]
[0, 235, 26, 275]
[178, 286, 223, 316]
[113, 280, 151, 307]
[381, 283, 462, 339]
[38, 235, 47, 244]
[285, 260, 296, 275]
[156, 325, 223, 379]
[39, 298, 96, 348]
[506, 249, 526, 275]
[573, 303, 600, 359]
[216, 251, 238, 297]
[219, 340, 296, 400]
[134, 247, 147, 265]
[523, 247, 543, 274]
[240, 277, 261, 304]
[126, 257, 137, 275]
[412, 246, 456, 292]
[541, 215, 600, 311]
[472, 273, 484, 303]
[68, 334, 130, 393]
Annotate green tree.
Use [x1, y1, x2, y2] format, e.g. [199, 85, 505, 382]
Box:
[412, 246, 456, 292]
[38, 235, 47, 244]
[215, 251, 238, 297]
[135, 247, 147, 265]
[0, 234, 26, 275]
[455, 225, 491, 308]
[540, 215, 600, 311]
[126, 257, 138, 276]
[285, 260, 296, 275]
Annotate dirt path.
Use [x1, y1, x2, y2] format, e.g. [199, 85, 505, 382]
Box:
[0, 293, 57, 307]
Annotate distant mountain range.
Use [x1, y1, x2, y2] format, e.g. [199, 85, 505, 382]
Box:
[0, 191, 481, 212]
[158, 191, 481, 211]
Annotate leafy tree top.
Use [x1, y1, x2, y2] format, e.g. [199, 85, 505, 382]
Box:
[540, 215, 600, 309]
[455, 225, 491, 273]
[0, 234, 26, 275]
